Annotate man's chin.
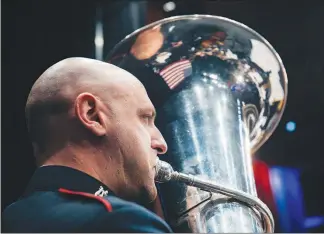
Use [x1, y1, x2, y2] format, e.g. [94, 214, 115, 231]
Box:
[149, 186, 158, 203]
[134, 183, 158, 206]
[139, 185, 161, 213]
[144, 181, 158, 204]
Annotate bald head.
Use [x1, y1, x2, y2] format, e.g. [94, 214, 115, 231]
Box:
[26, 57, 144, 161]
[27, 57, 140, 106]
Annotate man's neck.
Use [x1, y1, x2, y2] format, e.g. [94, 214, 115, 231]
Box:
[41, 146, 119, 195]
[40, 146, 148, 207]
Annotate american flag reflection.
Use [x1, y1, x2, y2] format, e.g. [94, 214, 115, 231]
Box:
[159, 59, 192, 89]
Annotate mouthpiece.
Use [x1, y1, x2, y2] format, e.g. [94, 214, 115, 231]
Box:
[155, 158, 174, 183]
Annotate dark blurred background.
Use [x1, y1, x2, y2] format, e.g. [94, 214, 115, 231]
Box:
[2, 0, 324, 232]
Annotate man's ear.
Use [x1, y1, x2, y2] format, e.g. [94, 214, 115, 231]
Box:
[74, 92, 106, 136]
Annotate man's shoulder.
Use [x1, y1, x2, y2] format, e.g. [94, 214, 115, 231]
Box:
[93, 195, 172, 232]
[3, 190, 172, 233]
[57, 190, 173, 232]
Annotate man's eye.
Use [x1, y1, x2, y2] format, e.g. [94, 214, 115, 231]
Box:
[142, 114, 153, 123]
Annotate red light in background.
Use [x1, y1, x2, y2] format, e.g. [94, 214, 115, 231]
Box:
[253, 160, 278, 217]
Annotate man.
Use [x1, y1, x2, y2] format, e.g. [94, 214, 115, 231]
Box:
[2, 57, 172, 233]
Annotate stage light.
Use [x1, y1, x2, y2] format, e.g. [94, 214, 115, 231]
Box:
[286, 121, 296, 132]
[95, 36, 104, 47]
[163, 2, 176, 12]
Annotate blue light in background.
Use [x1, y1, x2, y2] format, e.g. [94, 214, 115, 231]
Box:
[304, 216, 324, 229]
[269, 167, 324, 231]
[286, 121, 296, 132]
[269, 167, 305, 232]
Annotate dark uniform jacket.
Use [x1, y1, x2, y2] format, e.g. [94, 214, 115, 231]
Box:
[2, 165, 173, 233]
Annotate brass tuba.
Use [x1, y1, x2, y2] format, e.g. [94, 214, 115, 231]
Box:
[106, 15, 287, 233]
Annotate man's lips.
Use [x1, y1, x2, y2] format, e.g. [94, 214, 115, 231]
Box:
[153, 158, 158, 176]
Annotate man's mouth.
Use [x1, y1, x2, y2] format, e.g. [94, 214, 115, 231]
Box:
[153, 163, 158, 177]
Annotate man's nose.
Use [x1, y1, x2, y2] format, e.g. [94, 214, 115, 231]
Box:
[151, 133, 168, 155]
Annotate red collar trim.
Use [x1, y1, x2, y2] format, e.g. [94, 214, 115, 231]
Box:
[58, 188, 112, 212]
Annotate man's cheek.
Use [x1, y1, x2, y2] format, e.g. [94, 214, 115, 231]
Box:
[135, 123, 151, 141]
